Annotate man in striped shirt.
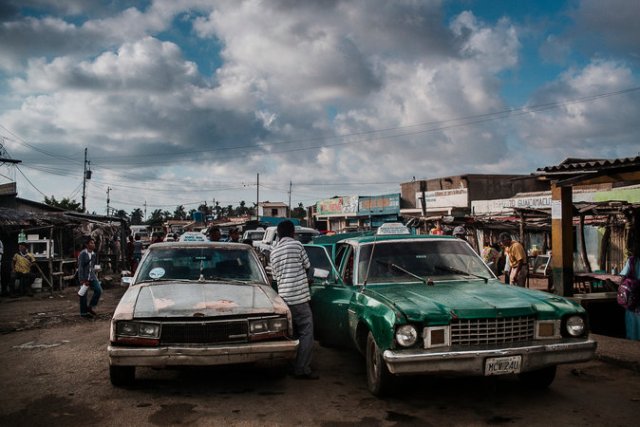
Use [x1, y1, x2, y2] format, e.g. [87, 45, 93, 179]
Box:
[270, 220, 318, 380]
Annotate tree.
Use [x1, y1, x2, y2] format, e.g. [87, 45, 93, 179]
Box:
[43, 195, 82, 212]
[236, 200, 248, 216]
[173, 205, 187, 220]
[292, 202, 306, 220]
[130, 208, 143, 225]
[147, 209, 165, 226]
[115, 209, 129, 221]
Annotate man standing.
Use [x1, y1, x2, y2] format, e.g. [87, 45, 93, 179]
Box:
[12, 242, 36, 296]
[499, 232, 528, 287]
[226, 228, 241, 243]
[208, 227, 222, 242]
[77, 237, 102, 318]
[270, 220, 318, 380]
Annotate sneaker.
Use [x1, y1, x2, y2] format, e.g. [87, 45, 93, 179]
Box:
[292, 372, 319, 380]
[87, 307, 97, 316]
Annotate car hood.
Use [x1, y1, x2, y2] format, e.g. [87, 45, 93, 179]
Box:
[113, 281, 289, 320]
[362, 280, 581, 322]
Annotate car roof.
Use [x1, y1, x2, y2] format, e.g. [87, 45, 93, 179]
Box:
[338, 233, 457, 245]
[149, 241, 251, 249]
[312, 231, 374, 245]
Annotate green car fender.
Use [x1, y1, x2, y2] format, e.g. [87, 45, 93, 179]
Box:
[349, 289, 406, 352]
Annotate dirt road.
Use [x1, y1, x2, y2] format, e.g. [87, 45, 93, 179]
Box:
[0, 286, 638, 426]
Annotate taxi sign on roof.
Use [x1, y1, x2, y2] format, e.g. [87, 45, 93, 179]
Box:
[376, 222, 410, 235]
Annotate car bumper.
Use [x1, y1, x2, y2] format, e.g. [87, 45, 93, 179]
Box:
[108, 339, 299, 367]
[383, 339, 597, 375]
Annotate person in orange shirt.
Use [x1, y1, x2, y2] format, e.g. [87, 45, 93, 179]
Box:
[499, 232, 528, 287]
[430, 222, 444, 235]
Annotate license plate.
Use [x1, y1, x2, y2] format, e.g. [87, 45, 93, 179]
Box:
[484, 356, 522, 376]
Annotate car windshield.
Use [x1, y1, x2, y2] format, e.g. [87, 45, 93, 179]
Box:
[358, 240, 493, 284]
[136, 246, 266, 284]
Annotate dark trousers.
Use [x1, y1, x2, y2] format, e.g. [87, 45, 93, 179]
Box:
[289, 302, 314, 375]
[79, 279, 102, 315]
[15, 272, 35, 295]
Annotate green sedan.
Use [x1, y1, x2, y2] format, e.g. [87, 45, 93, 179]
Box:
[305, 230, 596, 396]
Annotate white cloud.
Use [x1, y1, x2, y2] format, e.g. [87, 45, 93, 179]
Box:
[517, 60, 639, 159]
[1, 1, 639, 212]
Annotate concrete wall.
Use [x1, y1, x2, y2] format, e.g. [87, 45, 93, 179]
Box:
[400, 174, 546, 210]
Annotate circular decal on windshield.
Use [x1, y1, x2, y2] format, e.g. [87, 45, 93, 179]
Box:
[149, 267, 166, 279]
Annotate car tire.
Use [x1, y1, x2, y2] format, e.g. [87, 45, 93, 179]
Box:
[366, 332, 394, 396]
[110, 365, 135, 387]
[518, 365, 556, 389]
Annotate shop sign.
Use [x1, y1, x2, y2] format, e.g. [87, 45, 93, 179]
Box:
[359, 194, 400, 215]
[317, 195, 358, 215]
[415, 188, 468, 209]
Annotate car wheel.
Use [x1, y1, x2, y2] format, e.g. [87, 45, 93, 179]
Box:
[518, 365, 556, 389]
[366, 332, 394, 396]
[110, 365, 135, 387]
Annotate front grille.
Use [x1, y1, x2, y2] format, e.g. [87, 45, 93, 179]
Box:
[451, 316, 535, 345]
[160, 320, 248, 344]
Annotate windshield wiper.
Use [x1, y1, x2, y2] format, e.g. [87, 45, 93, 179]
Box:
[198, 275, 252, 285]
[376, 260, 431, 285]
[434, 265, 489, 283]
[138, 278, 196, 283]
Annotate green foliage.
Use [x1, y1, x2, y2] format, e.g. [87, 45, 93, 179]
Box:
[43, 195, 82, 212]
[292, 202, 306, 220]
[130, 208, 143, 225]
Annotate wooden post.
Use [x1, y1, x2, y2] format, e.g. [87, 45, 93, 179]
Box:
[578, 214, 591, 273]
[551, 183, 574, 296]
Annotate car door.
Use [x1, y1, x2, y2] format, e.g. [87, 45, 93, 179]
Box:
[305, 244, 355, 347]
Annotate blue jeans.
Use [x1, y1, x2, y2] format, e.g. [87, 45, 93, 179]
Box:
[79, 279, 102, 315]
[289, 302, 314, 375]
[626, 309, 640, 340]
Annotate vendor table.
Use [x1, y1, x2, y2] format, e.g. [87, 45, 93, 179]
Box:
[34, 258, 77, 293]
[573, 272, 622, 294]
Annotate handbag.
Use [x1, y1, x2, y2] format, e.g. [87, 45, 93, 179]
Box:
[617, 257, 640, 310]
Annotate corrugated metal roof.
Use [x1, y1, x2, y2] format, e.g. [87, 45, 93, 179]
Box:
[537, 156, 640, 173]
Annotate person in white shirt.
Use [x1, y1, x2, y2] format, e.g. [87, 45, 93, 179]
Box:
[270, 220, 317, 380]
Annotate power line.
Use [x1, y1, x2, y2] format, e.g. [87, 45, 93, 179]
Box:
[15, 166, 47, 198]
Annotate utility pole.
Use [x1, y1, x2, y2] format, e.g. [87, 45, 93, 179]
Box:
[288, 180, 292, 217]
[106, 187, 112, 216]
[81, 148, 91, 213]
[144, 200, 147, 221]
[256, 173, 260, 220]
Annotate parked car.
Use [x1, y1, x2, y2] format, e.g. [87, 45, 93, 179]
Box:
[242, 228, 265, 247]
[304, 225, 597, 396]
[108, 242, 298, 386]
[257, 225, 319, 267]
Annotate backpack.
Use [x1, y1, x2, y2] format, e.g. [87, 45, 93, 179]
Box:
[617, 257, 640, 310]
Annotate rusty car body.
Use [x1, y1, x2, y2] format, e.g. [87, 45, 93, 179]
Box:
[108, 241, 298, 386]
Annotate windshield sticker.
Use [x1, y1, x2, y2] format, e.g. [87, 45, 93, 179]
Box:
[149, 267, 166, 279]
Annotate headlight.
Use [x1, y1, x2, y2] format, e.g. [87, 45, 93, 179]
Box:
[565, 316, 585, 337]
[115, 321, 160, 339]
[395, 325, 418, 347]
[249, 317, 288, 335]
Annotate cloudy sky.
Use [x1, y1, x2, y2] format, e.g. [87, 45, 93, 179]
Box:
[0, 0, 639, 217]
